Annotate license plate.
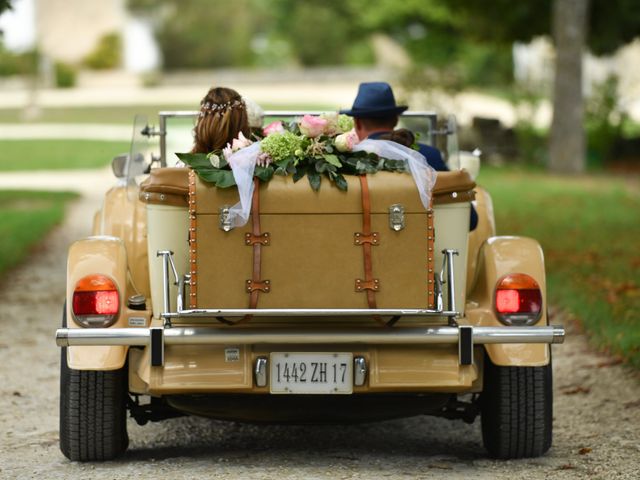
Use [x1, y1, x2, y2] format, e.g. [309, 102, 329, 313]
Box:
[270, 352, 353, 394]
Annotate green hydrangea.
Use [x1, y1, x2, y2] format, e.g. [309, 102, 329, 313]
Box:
[261, 131, 303, 162]
[337, 114, 354, 133]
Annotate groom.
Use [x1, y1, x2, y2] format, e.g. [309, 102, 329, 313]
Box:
[340, 81, 477, 230]
[340, 81, 448, 171]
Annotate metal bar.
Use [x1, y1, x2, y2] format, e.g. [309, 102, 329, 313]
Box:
[159, 114, 167, 167]
[166, 308, 460, 318]
[443, 249, 459, 313]
[157, 250, 172, 315]
[56, 325, 565, 348]
[157, 111, 439, 119]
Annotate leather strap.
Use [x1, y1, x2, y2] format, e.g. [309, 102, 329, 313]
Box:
[244, 178, 269, 321]
[356, 176, 382, 324]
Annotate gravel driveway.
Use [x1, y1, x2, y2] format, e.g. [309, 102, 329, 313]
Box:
[0, 187, 639, 479]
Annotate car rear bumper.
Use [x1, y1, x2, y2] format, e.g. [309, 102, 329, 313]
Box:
[56, 325, 565, 366]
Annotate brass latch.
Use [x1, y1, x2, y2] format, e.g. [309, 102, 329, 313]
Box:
[389, 204, 405, 231]
[219, 205, 232, 232]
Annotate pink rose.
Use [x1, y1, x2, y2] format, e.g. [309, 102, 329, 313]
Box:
[263, 121, 285, 136]
[334, 129, 360, 152]
[231, 132, 252, 151]
[299, 114, 328, 138]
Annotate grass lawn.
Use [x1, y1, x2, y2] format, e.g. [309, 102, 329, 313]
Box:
[0, 190, 78, 275]
[478, 166, 640, 367]
[0, 103, 338, 124]
[0, 139, 130, 171]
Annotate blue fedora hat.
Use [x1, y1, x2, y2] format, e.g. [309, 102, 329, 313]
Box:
[340, 82, 408, 117]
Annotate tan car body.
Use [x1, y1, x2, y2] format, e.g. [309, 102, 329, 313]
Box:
[65, 171, 549, 392]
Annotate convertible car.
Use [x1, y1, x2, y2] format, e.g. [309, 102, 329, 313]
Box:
[55, 111, 564, 461]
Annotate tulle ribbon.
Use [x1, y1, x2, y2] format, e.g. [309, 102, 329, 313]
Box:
[226, 139, 437, 228]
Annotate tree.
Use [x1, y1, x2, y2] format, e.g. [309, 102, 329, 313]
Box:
[355, 0, 640, 172]
[549, 0, 588, 173]
[129, 0, 262, 69]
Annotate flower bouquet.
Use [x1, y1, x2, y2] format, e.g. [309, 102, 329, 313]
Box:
[176, 113, 408, 192]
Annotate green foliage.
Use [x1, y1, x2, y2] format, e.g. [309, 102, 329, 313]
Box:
[83, 32, 122, 70]
[0, 190, 78, 275]
[0, 42, 38, 77]
[54, 61, 76, 88]
[589, 0, 640, 55]
[131, 0, 259, 69]
[0, 140, 130, 171]
[0, 0, 12, 14]
[585, 74, 627, 166]
[277, 0, 357, 66]
[479, 166, 640, 367]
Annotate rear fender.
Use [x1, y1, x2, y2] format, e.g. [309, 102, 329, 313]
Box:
[466, 236, 549, 367]
[66, 236, 129, 370]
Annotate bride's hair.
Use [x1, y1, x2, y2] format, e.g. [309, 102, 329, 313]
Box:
[192, 87, 250, 153]
[376, 128, 415, 148]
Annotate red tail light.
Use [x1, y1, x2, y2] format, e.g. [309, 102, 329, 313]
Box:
[72, 275, 119, 328]
[494, 274, 542, 325]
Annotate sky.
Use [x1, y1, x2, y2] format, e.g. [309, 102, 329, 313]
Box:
[0, 0, 36, 52]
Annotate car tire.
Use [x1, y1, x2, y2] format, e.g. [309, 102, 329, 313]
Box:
[481, 355, 552, 459]
[59, 304, 129, 461]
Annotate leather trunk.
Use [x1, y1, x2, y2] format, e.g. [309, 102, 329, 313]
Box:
[189, 171, 436, 311]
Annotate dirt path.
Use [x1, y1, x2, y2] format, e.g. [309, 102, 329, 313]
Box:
[0, 185, 639, 479]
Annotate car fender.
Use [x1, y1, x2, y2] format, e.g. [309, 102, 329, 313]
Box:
[466, 236, 550, 367]
[66, 236, 129, 370]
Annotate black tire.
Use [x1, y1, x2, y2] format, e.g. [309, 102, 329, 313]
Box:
[59, 305, 129, 461]
[481, 355, 553, 459]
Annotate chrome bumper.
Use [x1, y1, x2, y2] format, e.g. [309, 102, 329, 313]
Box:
[56, 325, 565, 366]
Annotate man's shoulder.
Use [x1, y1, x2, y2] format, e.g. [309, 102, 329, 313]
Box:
[418, 142, 440, 157]
[418, 143, 448, 171]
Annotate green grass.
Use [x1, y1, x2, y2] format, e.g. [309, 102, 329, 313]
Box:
[0, 103, 339, 124]
[478, 165, 640, 367]
[0, 139, 130, 171]
[0, 190, 78, 275]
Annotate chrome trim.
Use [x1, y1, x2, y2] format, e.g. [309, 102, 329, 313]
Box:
[442, 249, 459, 314]
[254, 357, 268, 387]
[157, 250, 179, 324]
[388, 204, 405, 231]
[219, 206, 232, 232]
[354, 356, 367, 386]
[164, 308, 460, 319]
[56, 325, 566, 348]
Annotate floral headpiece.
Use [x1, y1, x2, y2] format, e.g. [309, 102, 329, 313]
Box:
[199, 99, 246, 117]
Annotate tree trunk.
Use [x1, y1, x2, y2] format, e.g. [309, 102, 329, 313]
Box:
[549, 0, 588, 173]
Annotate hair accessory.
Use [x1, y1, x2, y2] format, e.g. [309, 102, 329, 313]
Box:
[199, 99, 246, 116]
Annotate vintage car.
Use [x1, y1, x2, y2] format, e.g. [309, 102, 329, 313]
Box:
[55, 110, 564, 461]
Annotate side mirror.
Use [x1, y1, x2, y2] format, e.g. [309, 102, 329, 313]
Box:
[111, 154, 128, 178]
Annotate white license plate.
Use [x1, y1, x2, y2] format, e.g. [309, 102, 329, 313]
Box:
[270, 353, 353, 394]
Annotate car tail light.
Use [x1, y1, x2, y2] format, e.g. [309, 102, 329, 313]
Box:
[494, 274, 542, 326]
[72, 274, 120, 328]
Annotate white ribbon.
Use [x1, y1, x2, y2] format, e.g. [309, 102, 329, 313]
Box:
[353, 139, 437, 211]
[226, 142, 261, 228]
[227, 139, 437, 228]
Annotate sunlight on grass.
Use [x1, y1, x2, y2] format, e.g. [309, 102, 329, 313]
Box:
[478, 166, 640, 367]
[0, 191, 78, 275]
[0, 139, 130, 171]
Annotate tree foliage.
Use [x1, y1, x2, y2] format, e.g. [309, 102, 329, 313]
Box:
[128, 0, 640, 70]
[129, 0, 262, 69]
